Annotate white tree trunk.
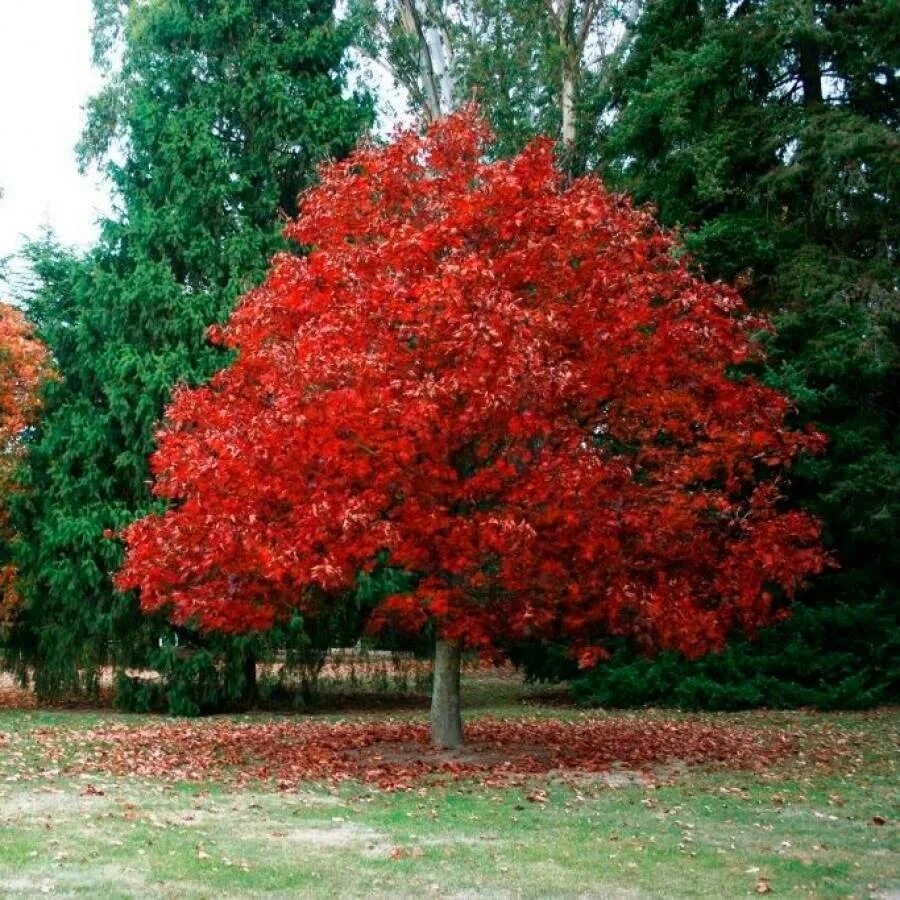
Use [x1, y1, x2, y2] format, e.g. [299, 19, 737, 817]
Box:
[425, 25, 456, 114]
[396, 0, 456, 122]
[561, 55, 577, 146]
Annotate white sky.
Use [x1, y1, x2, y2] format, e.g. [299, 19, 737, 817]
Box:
[0, 1, 408, 278]
[0, 0, 110, 265]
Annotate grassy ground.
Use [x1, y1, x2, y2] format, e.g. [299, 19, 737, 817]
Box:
[0, 677, 896, 898]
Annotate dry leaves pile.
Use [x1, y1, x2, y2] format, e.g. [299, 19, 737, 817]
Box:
[30, 717, 799, 791]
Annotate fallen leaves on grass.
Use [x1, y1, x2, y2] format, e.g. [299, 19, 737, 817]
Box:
[30, 717, 798, 791]
[389, 845, 424, 860]
[79, 783, 104, 796]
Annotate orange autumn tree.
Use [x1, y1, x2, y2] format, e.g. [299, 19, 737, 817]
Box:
[117, 112, 826, 746]
[0, 303, 50, 632]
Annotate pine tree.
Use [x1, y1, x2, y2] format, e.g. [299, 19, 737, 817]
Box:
[569, 0, 899, 707]
[8, 0, 371, 704]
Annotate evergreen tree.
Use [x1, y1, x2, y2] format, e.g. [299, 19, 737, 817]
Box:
[569, 0, 899, 707]
[8, 0, 371, 704]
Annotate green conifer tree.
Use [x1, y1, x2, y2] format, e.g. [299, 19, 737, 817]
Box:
[8, 0, 371, 706]
[568, 0, 899, 707]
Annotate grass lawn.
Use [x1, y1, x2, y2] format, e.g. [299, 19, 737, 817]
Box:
[0, 676, 896, 898]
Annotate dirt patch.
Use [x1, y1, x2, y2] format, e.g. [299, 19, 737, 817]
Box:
[0, 670, 123, 710]
[0, 673, 36, 710]
[279, 823, 388, 852]
[0, 784, 117, 820]
[0, 865, 151, 897]
[344, 738, 554, 768]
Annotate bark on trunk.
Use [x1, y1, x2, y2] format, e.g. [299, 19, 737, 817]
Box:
[397, 0, 443, 122]
[561, 55, 577, 147]
[242, 650, 258, 706]
[797, 36, 823, 108]
[431, 639, 464, 748]
[796, 0, 822, 108]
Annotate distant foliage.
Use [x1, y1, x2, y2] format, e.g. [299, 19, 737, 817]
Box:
[0, 304, 50, 636]
[0, 305, 49, 503]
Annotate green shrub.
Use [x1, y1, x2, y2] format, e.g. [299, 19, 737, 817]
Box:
[567, 595, 898, 710]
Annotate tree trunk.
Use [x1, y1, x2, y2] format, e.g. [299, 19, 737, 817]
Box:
[561, 55, 577, 147]
[425, 24, 455, 114]
[796, 0, 822, 108]
[559, 49, 579, 178]
[797, 36, 823, 108]
[431, 639, 464, 748]
[242, 649, 258, 705]
[397, 0, 443, 122]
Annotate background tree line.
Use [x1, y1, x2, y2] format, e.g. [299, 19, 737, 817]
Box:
[2, 0, 896, 712]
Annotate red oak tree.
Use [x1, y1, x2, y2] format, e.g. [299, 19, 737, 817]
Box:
[117, 112, 826, 746]
[0, 303, 50, 629]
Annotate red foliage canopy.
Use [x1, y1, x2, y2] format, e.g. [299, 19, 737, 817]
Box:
[0, 303, 47, 455]
[0, 302, 50, 621]
[117, 111, 826, 664]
